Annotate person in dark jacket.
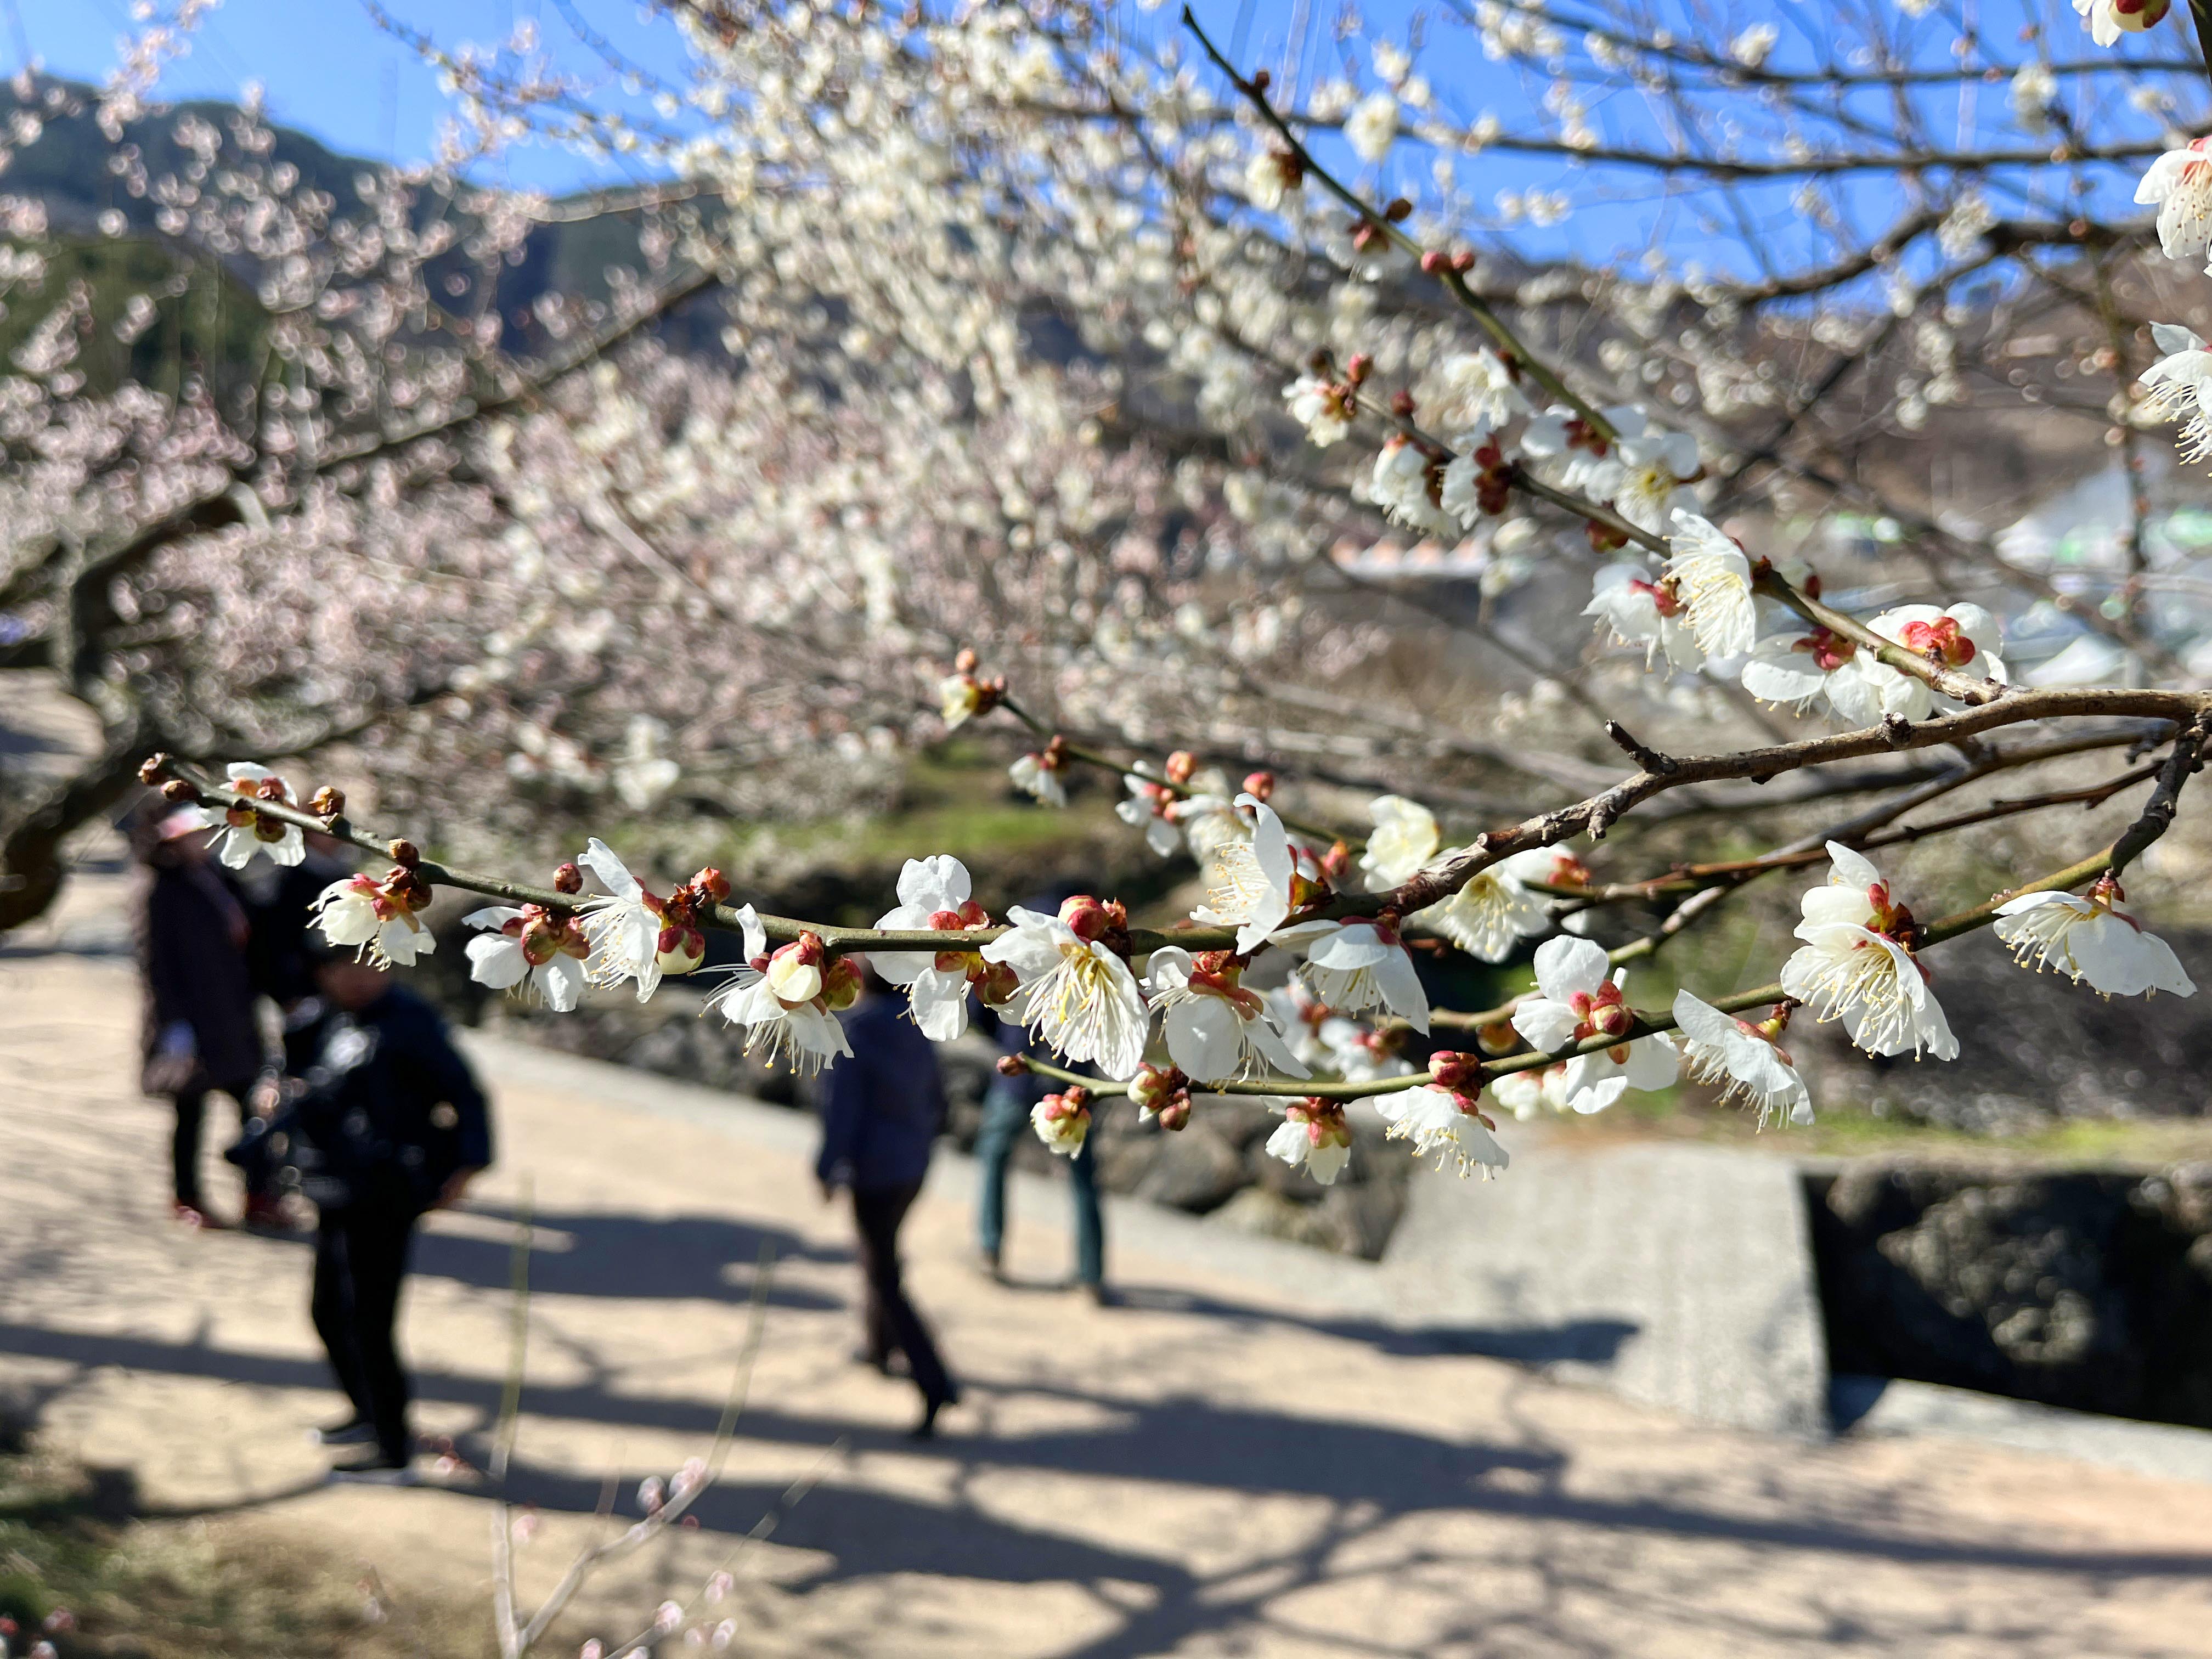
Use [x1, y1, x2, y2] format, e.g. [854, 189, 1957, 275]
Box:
[285, 944, 493, 1484]
[134, 806, 273, 1228]
[819, 964, 958, 1437]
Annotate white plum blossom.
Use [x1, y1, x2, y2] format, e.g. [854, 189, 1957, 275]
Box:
[2081, 0, 2172, 49]
[1993, 881, 2196, 998]
[1244, 148, 1299, 210]
[1265, 1098, 1352, 1184]
[981, 898, 1152, 1079]
[2142, 323, 2212, 462]
[1116, 774, 1182, 856]
[1418, 848, 1573, 962]
[576, 839, 699, 1002]
[1291, 918, 1431, 1033]
[870, 855, 998, 1040]
[1434, 349, 1530, 435]
[1376, 1085, 1510, 1178]
[1509, 936, 1679, 1112]
[1010, 749, 1068, 807]
[1780, 843, 1958, 1059]
[1360, 794, 1440, 889]
[1491, 1062, 1572, 1119]
[703, 908, 855, 1076]
[1031, 1088, 1092, 1156]
[1319, 1014, 1400, 1081]
[1609, 425, 1701, 533]
[1166, 772, 1243, 861]
[1741, 620, 1863, 713]
[2135, 133, 2212, 263]
[1143, 946, 1310, 1083]
[1190, 794, 1299, 952]
[1283, 374, 1352, 447]
[311, 872, 437, 968]
[1728, 22, 1779, 66]
[1672, 992, 1813, 1126]
[1345, 91, 1399, 162]
[1828, 603, 2005, 723]
[464, 904, 590, 1011]
[1585, 563, 1706, 670]
[1522, 403, 1644, 496]
[193, 762, 306, 868]
[1662, 511, 1757, 659]
[1370, 436, 1452, 535]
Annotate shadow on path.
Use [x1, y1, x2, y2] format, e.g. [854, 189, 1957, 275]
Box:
[238, 1203, 849, 1311]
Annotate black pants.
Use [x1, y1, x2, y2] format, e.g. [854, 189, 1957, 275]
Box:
[851, 1183, 955, 1409]
[312, 1198, 420, 1463]
[172, 1078, 267, 1208]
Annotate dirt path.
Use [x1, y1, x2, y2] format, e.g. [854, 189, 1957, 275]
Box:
[6, 929, 2212, 1657]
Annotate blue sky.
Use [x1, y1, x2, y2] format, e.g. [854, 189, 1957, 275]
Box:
[15, 0, 2200, 286]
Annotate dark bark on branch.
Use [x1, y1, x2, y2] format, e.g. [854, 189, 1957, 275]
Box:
[0, 709, 157, 932]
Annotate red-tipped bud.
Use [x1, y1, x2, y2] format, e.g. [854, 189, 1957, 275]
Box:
[1451, 250, 1475, 272]
[1242, 770, 1276, 803]
[308, 785, 346, 819]
[1345, 353, 1372, 385]
[955, 647, 979, 674]
[1384, 196, 1413, 222]
[160, 778, 196, 803]
[1059, 894, 1112, 941]
[822, 955, 862, 1011]
[1389, 389, 1416, 417]
[254, 775, 289, 803]
[996, 1053, 1031, 1077]
[692, 867, 730, 903]
[1164, 750, 1197, 786]
[977, 960, 1022, 1007]
[1155, 1097, 1192, 1132]
[553, 862, 584, 895]
[1128, 1061, 1187, 1113]
[388, 839, 420, 867]
[1420, 250, 1447, 274]
[1249, 67, 1271, 93]
[1321, 842, 1352, 882]
[1429, 1051, 1478, 1089]
[137, 753, 172, 786]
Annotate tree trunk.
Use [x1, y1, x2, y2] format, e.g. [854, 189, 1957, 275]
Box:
[0, 713, 155, 932]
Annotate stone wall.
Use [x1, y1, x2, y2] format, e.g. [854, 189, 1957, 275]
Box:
[1808, 1162, 2212, 1429]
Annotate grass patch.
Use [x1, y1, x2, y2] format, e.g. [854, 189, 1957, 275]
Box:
[0, 1427, 485, 1659]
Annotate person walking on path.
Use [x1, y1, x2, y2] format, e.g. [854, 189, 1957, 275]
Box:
[974, 1017, 1108, 1302]
[134, 806, 275, 1229]
[285, 944, 492, 1484]
[819, 964, 960, 1438]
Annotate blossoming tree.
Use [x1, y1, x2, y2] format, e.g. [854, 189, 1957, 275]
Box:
[20, 0, 2212, 1226]
[97, 0, 2212, 1226]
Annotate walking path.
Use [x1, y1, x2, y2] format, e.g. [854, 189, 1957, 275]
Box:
[7, 916, 2212, 1656]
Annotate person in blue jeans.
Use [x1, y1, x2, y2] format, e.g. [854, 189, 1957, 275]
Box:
[974, 1017, 1107, 1302]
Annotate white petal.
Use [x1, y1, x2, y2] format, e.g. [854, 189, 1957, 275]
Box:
[1671, 991, 1735, 1046]
[1369, 944, 1431, 1034]
[466, 933, 529, 990]
[1511, 997, 1581, 1053]
[465, 905, 527, 930]
[1531, 934, 1608, 1003]
[580, 838, 643, 904]
[909, 966, 973, 1040]
[1166, 997, 1245, 1082]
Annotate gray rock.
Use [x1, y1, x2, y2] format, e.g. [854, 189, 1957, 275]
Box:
[1131, 1121, 1247, 1214]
